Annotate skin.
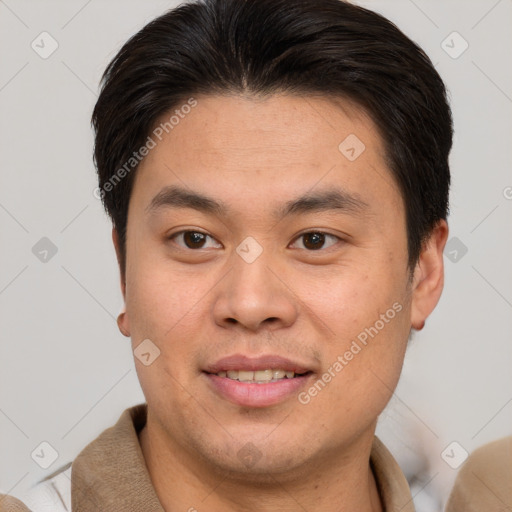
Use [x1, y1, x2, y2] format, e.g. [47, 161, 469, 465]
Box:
[113, 93, 448, 512]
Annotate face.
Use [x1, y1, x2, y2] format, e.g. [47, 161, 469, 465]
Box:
[117, 93, 429, 480]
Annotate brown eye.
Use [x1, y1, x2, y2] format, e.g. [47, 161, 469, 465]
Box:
[291, 232, 340, 251]
[170, 230, 222, 250]
[303, 232, 325, 250]
[183, 231, 207, 248]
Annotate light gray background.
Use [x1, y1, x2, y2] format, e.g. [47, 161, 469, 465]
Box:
[1, 0, 511, 510]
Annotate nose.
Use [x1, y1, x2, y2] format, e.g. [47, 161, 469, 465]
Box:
[212, 249, 298, 333]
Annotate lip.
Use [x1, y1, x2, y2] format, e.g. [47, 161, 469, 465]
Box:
[204, 354, 312, 374]
[204, 373, 313, 408]
[203, 354, 314, 408]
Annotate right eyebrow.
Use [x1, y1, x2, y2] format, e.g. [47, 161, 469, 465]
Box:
[145, 185, 229, 217]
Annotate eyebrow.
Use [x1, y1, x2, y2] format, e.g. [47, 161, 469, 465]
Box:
[146, 185, 369, 219]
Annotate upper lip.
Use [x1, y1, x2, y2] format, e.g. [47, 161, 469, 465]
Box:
[204, 354, 313, 374]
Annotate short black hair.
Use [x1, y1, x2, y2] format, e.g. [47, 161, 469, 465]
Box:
[92, 0, 452, 275]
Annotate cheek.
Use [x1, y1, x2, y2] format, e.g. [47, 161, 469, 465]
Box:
[125, 250, 204, 339]
[124, 249, 216, 383]
[300, 305, 409, 435]
[295, 260, 405, 338]
[295, 262, 409, 409]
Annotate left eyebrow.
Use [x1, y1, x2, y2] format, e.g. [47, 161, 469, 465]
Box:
[276, 189, 369, 218]
[145, 184, 369, 219]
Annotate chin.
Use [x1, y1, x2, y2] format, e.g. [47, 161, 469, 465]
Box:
[193, 433, 320, 483]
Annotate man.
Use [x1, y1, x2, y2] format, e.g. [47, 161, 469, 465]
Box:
[1, 0, 453, 510]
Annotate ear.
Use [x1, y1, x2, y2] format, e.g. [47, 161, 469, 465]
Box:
[112, 228, 131, 337]
[410, 220, 449, 330]
[112, 227, 126, 299]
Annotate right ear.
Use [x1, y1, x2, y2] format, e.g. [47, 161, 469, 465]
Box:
[112, 227, 126, 300]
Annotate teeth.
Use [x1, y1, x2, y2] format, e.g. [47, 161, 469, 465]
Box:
[254, 369, 273, 382]
[216, 369, 297, 382]
[238, 370, 254, 382]
[273, 370, 286, 379]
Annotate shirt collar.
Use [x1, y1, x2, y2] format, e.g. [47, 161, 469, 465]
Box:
[71, 403, 415, 511]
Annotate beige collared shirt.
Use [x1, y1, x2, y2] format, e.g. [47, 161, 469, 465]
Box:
[1, 403, 415, 511]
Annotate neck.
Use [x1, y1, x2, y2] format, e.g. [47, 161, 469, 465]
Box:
[139, 417, 383, 512]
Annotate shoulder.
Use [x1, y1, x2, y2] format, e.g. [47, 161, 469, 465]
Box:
[0, 463, 71, 512]
[0, 494, 32, 512]
[445, 436, 512, 512]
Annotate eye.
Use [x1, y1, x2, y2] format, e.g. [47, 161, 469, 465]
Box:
[169, 230, 222, 250]
[290, 231, 341, 251]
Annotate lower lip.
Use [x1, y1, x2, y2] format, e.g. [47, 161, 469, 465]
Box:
[204, 373, 312, 408]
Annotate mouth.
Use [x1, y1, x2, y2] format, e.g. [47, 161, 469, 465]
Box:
[207, 368, 311, 383]
[202, 354, 315, 408]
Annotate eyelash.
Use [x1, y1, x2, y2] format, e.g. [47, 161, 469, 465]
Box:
[167, 230, 343, 252]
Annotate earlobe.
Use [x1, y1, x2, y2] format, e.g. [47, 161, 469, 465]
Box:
[117, 309, 131, 337]
[410, 220, 449, 330]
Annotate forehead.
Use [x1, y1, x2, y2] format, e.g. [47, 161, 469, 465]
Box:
[132, 93, 402, 218]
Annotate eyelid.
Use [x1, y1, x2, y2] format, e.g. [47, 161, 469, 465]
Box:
[293, 229, 343, 239]
[167, 228, 209, 239]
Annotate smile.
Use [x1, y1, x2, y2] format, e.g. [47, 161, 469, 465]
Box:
[214, 369, 304, 383]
